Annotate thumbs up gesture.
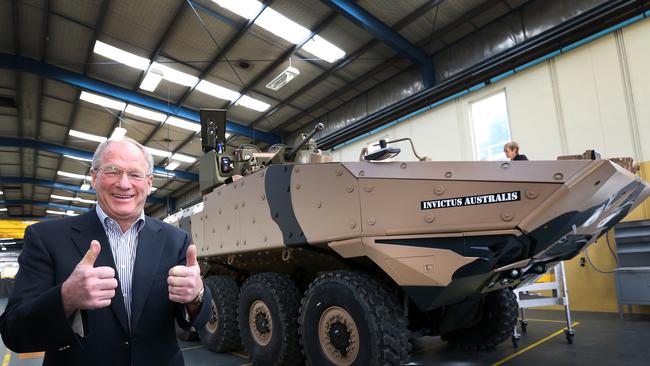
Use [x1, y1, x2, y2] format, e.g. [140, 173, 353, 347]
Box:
[168, 245, 203, 304]
[61, 240, 118, 317]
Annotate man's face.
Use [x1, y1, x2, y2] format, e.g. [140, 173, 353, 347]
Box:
[504, 146, 516, 159]
[91, 141, 152, 227]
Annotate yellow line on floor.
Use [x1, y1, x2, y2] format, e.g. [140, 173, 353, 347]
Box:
[180, 345, 204, 351]
[491, 322, 579, 366]
[240, 363, 252, 366]
[521, 318, 573, 324]
[410, 342, 446, 355]
[18, 352, 44, 359]
[2, 351, 10, 366]
[230, 351, 249, 359]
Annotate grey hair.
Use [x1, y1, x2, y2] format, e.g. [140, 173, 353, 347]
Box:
[503, 141, 520, 153]
[92, 137, 154, 174]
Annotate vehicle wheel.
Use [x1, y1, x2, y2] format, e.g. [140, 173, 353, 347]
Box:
[299, 271, 409, 366]
[442, 289, 518, 350]
[175, 322, 198, 341]
[199, 275, 241, 352]
[238, 273, 302, 366]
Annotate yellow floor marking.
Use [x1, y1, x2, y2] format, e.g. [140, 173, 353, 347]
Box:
[410, 342, 446, 356]
[180, 345, 204, 351]
[520, 318, 573, 324]
[2, 351, 10, 366]
[240, 363, 253, 366]
[491, 322, 579, 366]
[230, 351, 249, 359]
[18, 352, 44, 359]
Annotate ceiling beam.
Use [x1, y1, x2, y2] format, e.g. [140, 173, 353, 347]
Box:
[0, 137, 198, 181]
[0, 53, 281, 144]
[320, 0, 434, 88]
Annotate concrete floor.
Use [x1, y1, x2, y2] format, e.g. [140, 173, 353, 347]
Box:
[1, 297, 648, 365]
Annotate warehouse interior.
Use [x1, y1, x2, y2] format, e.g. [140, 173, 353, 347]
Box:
[1, 0, 650, 365]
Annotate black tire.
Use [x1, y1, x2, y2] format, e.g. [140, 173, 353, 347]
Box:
[199, 275, 241, 352]
[238, 273, 302, 366]
[299, 271, 409, 366]
[175, 322, 198, 341]
[441, 289, 518, 350]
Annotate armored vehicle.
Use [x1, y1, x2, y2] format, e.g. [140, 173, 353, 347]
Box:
[188, 110, 649, 365]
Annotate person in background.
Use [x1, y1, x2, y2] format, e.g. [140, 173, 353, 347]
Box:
[0, 137, 211, 366]
[504, 141, 528, 161]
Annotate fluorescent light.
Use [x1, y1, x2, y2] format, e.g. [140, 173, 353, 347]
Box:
[0, 238, 14, 241]
[64, 154, 93, 163]
[80, 183, 91, 191]
[66, 210, 78, 216]
[212, 0, 263, 19]
[93, 40, 150, 71]
[140, 68, 163, 91]
[0, 208, 6, 212]
[255, 7, 311, 44]
[57, 171, 92, 181]
[170, 153, 197, 163]
[225, 132, 231, 139]
[151, 62, 199, 87]
[195, 80, 240, 101]
[46, 210, 66, 215]
[145, 147, 172, 158]
[165, 116, 201, 132]
[236, 95, 270, 112]
[0, 190, 3, 195]
[153, 171, 175, 178]
[125, 105, 167, 122]
[165, 161, 181, 171]
[302, 35, 346, 63]
[80, 91, 126, 111]
[151, 187, 158, 192]
[51, 194, 96, 205]
[110, 127, 127, 140]
[69, 129, 107, 143]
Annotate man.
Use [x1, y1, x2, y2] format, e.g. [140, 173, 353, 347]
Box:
[503, 141, 528, 161]
[0, 137, 211, 365]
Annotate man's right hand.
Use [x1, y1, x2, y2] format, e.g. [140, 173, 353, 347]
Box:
[61, 240, 118, 317]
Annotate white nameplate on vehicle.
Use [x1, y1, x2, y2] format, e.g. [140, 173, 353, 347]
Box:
[421, 191, 521, 210]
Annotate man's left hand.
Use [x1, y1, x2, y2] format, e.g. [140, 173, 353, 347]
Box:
[167, 244, 203, 304]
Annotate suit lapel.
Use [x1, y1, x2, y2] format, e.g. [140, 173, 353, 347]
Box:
[130, 219, 165, 330]
[71, 210, 130, 335]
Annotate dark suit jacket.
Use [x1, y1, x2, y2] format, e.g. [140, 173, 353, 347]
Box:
[0, 210, 211, 366]
[513, 154, 528, 161]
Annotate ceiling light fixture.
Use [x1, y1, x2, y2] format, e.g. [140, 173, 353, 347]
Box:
[51, 194, 97, 205]
[195, 80, 240, 101]
[125, 105, 167, 122]
[57, 171, 92, 181]
[165, 116, 201, 132]
[140, 68, 164, 92]
[165, 161, 181, 171]
[46, 210, 67, 215]
[69, 129, 107, 143]
[93, 41, 150, 71]
[80, 91, 127, 111]
[266, 65, 300, 91]
[235, 95, 270, 112]
[0, 208, 6, 212]
[302, 35, 346, 63]
[80, 183, 91, 191]
[212, 0, 263, 19]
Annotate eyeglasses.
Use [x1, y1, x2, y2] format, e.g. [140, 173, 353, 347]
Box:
[95, 165, 150, 181]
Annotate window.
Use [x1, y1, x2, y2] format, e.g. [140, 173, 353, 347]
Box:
[469, 91, 511, 161]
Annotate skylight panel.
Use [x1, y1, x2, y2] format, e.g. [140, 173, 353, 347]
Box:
[145, 147, 173, 158]
[212, 0, 264, 19]
[69, 130, 107, 143]
[165, 116, 201, 132]
[151, 62, 199, 87]
[80, 91, 126, 111]
[255, 7, 311, 44]
[64, 155, 93, 163]
[93, 41, 151, 71]
[195, 80, 240, 101]
[165, 161, 181, 171]
[57, 171, 92, 181]
[170, 153, 197, 163]
[302, 35, 346, 63]
[236, 95, 270, 112]
[110, 127, 127, 140]
[125, 105, 167, 122]
[140, 69, 163, 92]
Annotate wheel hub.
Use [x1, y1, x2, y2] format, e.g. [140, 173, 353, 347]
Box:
[318, 306, 359, 366]
[205, 299, 219, 333]
[249, 300, 273, 346]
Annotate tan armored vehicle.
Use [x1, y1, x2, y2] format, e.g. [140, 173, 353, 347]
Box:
[188, 110, 649, 365]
